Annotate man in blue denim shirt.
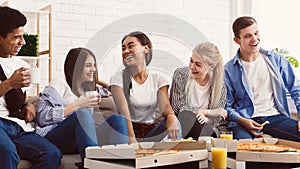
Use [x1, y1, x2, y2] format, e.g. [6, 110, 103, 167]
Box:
[225, 16, 300, 141]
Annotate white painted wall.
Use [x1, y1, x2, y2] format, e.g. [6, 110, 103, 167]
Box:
[1, 0, 233, 86]
[252, 0, 300, 78]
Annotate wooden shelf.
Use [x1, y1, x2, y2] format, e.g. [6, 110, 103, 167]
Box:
[14, 56, 50, 61]
[13, 55, 49, 61]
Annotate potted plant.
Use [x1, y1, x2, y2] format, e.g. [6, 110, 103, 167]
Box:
[272, 48, 299, 68]
[17, 33, 38, 56]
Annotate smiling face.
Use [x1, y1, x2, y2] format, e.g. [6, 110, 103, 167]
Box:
[234, 23, 260, 59]
[189, 52, 209, 81]
[0, 26, 26, 58]
[79, 54, 96, 83]
[122, 36, 149, 67]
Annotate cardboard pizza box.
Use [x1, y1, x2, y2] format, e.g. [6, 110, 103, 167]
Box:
[152, 140, 207, 150]
[212, 137, 300, 163]
[85, 156, 207, 169]
[212, 137, 300, 153]
[235, 138, 300, 163]
[85, 141, 206, 159]
[236, 151, 300, 163]
[84, 142, 208, 169]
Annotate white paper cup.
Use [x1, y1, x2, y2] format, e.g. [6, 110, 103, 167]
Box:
[85, 91, 99, 114]
[30, 68, 41, 84]
[85, 91, 98, 97]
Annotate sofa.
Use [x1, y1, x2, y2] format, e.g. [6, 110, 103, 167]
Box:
[17, 96, 119, 169]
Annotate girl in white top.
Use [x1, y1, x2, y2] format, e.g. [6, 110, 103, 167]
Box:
[110, 31, 180, 143]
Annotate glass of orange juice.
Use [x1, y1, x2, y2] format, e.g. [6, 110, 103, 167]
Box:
[211, 139, 227, 169]
[220, 131, 233, 140]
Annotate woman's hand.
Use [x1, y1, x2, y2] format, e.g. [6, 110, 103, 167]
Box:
[197, 108, 228, 120]
[166, 114, 179, 139]
[195, 111, 209, 124]
[128, 136, 138, 144]
[74, 94, 100, 110]
[23, 102, 36, 123]
[218, 109, 228, 119]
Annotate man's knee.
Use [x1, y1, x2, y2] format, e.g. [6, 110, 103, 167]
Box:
[42, 145, 62, 164]
[231, 126, 253, 140]
[0, 144, 19, 166]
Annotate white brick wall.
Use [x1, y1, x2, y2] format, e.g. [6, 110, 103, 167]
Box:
[2, 0, 234, 84]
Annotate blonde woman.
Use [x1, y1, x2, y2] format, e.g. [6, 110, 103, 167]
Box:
[170, 42, 227, 139]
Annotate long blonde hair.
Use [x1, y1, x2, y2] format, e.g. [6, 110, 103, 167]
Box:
[185, 42, 224, 108]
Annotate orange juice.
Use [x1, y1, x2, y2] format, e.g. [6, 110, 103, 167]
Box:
[220, 134, 233, 140]
[211, 147, 227, 169]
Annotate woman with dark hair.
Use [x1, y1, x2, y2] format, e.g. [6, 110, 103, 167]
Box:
[35, 47, 128, 162]
[64, 48, 98, 96]
[110, 31, 180, 143]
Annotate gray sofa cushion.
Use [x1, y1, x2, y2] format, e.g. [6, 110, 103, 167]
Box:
[17, 154, 81, 169]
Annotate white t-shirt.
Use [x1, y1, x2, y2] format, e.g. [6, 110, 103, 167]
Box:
[187, 78, 210, 110]
[0, 57, 34, 132]
[110, 70, 169, 124]
[241, 54, 279, 117]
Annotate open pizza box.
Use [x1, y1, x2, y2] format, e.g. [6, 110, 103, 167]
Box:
[84, 141, 208, 169]
[213, 137, 300, 163]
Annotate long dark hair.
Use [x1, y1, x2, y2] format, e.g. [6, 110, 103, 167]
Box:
[64, 47, 98, 96]
[121, 31, 152, 113]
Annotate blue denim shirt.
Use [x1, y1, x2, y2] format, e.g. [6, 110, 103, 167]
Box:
[225, 48, 300, 128]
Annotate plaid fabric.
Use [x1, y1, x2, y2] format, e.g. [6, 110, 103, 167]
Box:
[132, 122, 155, 138]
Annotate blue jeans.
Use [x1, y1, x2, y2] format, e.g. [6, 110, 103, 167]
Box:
[140, 119, 182, 142]
[231, 114, 300, 141]
[0, 118, 61, 169]
[96, 114, 128, 146]
[45, 109, 98, 160]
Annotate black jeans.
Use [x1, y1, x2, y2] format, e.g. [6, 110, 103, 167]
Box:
[178, 110, 216, 140]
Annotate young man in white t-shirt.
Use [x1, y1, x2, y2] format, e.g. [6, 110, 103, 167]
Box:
[0, 6, 61, 169]
[225, 16, 300, 141]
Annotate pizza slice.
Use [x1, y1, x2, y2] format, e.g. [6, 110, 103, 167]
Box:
[237, 143, 298, 152]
